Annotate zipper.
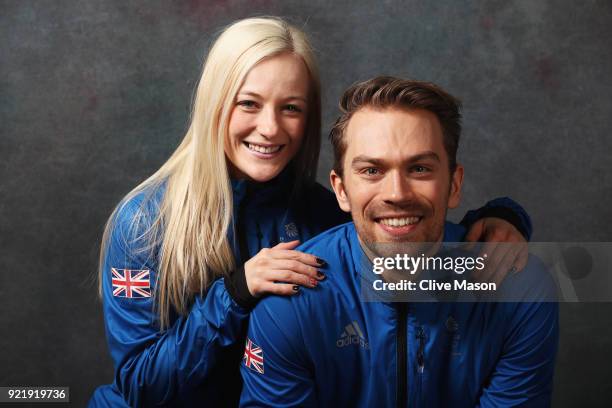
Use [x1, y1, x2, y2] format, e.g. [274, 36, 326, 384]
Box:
[396, 303, 408, 408]
[416, 326, 425, 405]
[416, 327, 425, 374]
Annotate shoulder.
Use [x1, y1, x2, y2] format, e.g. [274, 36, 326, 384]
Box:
[499, 255, 559, 303]
[298, 222, 355, 259]
[113, 184, 164, 226]
[253, 223, 357, 316]
[497, 256, 559, 341]
[288, 223, 358, 307]
[103, 184, 166, 271]
[110, 184, 165, 242]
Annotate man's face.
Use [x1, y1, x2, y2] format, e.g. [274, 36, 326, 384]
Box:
[330, 107, 463, 248]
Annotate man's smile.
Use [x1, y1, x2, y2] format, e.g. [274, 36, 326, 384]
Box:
[374, 215, 422, 237]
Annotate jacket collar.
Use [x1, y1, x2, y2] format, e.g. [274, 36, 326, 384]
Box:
[348, 221, 468, 305]
[231, 167, 296, 209]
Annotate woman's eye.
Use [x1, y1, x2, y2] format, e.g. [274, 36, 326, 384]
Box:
[237, 100, 258, 109]
[284, 104, 302, 113]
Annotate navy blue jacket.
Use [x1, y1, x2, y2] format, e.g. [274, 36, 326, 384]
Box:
[90, 169, 531, 406]
[240, 222, 558, 407]
[89, 172, 348, 407]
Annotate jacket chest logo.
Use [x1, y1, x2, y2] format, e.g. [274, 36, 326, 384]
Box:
[284, 222, 299, 238]
[336, 321, 369, 349]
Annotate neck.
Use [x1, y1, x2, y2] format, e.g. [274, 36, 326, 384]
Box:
[357, 233, 444, 283]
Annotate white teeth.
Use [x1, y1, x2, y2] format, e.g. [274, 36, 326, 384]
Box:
[246, 143, 282, 154]
[379, 217, 420, 227]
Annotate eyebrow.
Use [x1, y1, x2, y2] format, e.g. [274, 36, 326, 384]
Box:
[351, 151, 441, 167]
[237, 91, 307, 103]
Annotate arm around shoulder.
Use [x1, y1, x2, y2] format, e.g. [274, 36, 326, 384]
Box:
[460, 197, 533, 240]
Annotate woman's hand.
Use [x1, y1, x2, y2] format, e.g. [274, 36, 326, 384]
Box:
[245, 240, 326, 297]
[465, 217, 529, 285]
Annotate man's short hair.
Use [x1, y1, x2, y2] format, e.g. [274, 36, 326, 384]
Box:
[329, 76, 462, 175]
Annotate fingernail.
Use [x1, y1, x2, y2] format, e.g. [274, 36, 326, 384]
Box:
[293, 285, 299, 292]
[316, 257, 327, 266]
[316, 271, 325, 279]
[310, 278, 318, 287]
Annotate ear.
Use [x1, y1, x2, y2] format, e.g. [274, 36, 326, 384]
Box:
[447, 164, 464, 209]
[330, 170, 351, 213]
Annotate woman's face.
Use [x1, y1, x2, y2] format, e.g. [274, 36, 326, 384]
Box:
[226, 52, 311, 182]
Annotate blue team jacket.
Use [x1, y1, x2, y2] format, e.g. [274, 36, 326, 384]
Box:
[90, 164, 531, 407]
[89, 171, 349, 407]
[240, 222, 557, 407]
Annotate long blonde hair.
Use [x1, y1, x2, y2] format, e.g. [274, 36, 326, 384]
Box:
[99, 17, 322, 329]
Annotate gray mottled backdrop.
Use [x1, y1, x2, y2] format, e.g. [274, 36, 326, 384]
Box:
[2, 0, 611, 406]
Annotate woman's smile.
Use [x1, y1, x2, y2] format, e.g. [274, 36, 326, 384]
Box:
[243, 141, 285, 158]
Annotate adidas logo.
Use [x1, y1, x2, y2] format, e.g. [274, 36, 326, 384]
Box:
[336, 321, 369, 349]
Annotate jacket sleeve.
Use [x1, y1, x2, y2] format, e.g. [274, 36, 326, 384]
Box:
[477, 258, 559, 407]
[101, 198, 250, 406]
[460, 197, 533, 240]
[239, 295, 317, 407]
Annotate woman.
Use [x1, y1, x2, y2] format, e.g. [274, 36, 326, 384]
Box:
[89, 17, 531, 407]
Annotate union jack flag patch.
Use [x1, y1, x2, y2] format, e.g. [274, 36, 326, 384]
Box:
[243, 338, 264, 374]
[111, 268, 151, 298]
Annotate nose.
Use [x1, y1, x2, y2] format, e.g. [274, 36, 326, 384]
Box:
[256, 105, 280, 139]
[380, 170, 415, 205]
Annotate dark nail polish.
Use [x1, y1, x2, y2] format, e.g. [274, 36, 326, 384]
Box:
[317, 271, 325, 278]
[316, 257, 327, 266]
[293, 285, 299, 292]
[310, 278, 318, 287]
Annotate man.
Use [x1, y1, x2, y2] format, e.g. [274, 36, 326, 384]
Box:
[240, 77, 558, 407]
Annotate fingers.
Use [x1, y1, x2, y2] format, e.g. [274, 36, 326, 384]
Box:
[245, 245, 327, 297]
[515, 243, 529, 271]
[463, 219, 485, 251]
[273, 240, 301, 250]
[473, 242, 528, 286]
[468, 217, 530, 285]
[265, 269, 319, 288]
[488, 244, 522, 286]
[254, 254, 322, 279]
[277, 259, 321, 279]
[269, 249, 325, 268]
[247, 268, 318, 299]
[270, 241, 326, 269]
[259, 282, 301, 296]
[473, 242, 498, 283]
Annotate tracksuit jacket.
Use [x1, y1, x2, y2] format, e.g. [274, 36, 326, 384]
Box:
[89, 168, 531, 407]
[240, 222, 558, 407]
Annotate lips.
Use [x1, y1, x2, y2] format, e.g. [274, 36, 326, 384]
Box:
[377, 216, 421, 227]
[370, 213, 424, 238]
[244, 142, 284, 154]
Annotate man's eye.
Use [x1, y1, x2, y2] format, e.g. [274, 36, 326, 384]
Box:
[363, 168, 381, 176]
[411, 165, 430, 173]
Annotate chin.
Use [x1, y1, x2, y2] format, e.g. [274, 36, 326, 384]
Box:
[244, 167, 283, 183]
